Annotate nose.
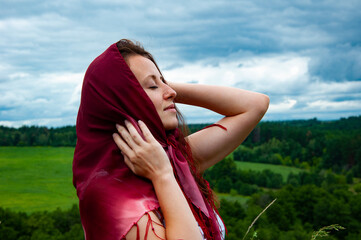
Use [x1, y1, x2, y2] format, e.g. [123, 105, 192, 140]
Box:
[163, 84, 177, 100]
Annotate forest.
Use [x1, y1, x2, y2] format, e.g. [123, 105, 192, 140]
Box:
[0, 115, 360, 239]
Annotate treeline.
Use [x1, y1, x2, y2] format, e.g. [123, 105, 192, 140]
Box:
[0, 205, 83, 240]
[0, 126, 76, 147]
[0, 124, 208, 146]
[1, 116, 360, 175]
[3, 116, 359, 147]
[205, 156, 283, 195]
[204, 156, 359, 196]
[234, 116, 361, 177]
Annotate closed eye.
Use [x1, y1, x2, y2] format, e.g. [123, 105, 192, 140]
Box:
[149, 86, 158, 89]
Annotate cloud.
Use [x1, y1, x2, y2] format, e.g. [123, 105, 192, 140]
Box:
[164, 55, 361, 121]
[269, 98, 297, 113]
[308, 45, 361, 82]
[2, 50, 360, 127]
[0, 71, 83, 126]
[307, 99, 361, 111]
[0, 0, 361, 127]
[164, 54, 310, 94]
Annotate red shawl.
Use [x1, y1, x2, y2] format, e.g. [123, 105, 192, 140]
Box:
[73, 43, 223, 239]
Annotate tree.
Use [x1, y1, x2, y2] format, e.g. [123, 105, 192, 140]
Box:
[217, 177, 232, 193]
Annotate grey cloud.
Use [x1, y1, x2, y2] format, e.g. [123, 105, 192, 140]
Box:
[1, 0, 361, 126]
[3, 0, 360, 68]
[308, 46, 361, 82]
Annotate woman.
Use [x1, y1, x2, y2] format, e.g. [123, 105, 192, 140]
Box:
[73, 39, 269, 240]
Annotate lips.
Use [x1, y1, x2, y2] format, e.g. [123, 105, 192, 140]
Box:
[164, 104, 175, 111]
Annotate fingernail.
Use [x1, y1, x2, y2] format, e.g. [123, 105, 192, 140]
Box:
[124, 119, 129, 124]
[138, 120, 143, 124]
[116, 124, 120, 129]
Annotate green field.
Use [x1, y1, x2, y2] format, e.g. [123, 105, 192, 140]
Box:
[235, 161, 305, 181]
[0, 147, 304, 213]
[0, 147, 77, 213]
[217, 193, 250, 205]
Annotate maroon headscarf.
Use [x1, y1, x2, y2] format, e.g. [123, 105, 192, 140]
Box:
[73, 43, 223, 239]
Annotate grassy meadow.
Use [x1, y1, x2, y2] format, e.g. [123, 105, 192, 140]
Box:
[217, 193, 250, 204]
[0, 146, 307, 213]
[0, 147, 78, 213]
[235, 161, 305, 181]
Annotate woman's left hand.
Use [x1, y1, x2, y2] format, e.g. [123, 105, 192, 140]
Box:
[112, 120, 173, 181]
[113, 120, 203, 239]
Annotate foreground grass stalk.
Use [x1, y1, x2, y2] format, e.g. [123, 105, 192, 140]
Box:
[311, 224, 345, 240]
[242, 198, 277, 240]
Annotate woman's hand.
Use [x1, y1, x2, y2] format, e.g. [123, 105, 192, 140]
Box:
[114, 120, 203, 240]
[112, 120, 173, 181]
[169, 82, 269, 172]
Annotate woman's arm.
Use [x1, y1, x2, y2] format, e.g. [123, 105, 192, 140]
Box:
[169, 82, 269, 172]
[113, 120, 203, 240]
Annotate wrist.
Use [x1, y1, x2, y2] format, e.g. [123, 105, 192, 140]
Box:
[151, 172, 175, 186]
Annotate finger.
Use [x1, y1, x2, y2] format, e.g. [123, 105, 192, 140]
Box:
[116, 124, 137, 149]
[112, 133, 135, 157]
[138, 120, 156, 142]
[124, 120, 143, 145]
[123, 154, 136, 173]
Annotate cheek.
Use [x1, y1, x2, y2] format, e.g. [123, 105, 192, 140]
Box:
[144, 91, 162, 109]
[152, 97, 163, 112]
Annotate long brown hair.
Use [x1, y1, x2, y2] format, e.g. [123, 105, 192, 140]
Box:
[116, 39, 217, 207]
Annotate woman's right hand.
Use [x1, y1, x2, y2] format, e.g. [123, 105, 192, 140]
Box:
[112, 120, 173, 181]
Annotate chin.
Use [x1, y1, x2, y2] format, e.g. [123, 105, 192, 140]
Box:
[164, 119, 179, 130]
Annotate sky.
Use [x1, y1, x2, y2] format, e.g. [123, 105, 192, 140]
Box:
[1, 0, 361, 127]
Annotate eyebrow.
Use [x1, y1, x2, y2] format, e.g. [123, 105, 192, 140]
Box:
[143, 74, 167, 84]
[160, 76, 168, 84]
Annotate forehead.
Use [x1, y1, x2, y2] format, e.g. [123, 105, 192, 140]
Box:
[127, 55, 161, 83]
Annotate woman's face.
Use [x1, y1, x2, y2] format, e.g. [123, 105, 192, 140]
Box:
[127, 54, 178, 130]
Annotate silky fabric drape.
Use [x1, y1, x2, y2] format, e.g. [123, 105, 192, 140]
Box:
[73, 43, 222, 239]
